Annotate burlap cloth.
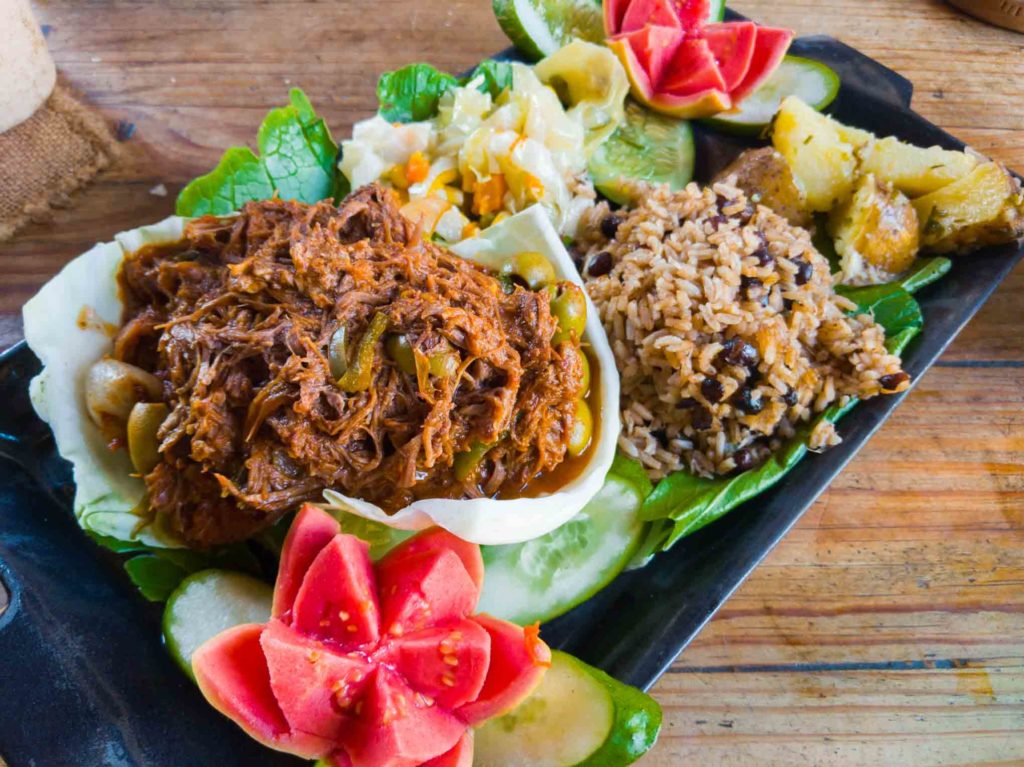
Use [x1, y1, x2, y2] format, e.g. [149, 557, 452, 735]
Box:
[0, 83, 119, 242]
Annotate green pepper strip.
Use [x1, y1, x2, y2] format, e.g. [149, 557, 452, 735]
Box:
[337, 312, 389, 393]
[454, 441, 495, 482]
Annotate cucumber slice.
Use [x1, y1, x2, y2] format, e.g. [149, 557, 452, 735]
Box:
[477, 472, 646, 625]
[702, 55, 841, 137]
[708, 0, 726, 22]
[162, 569, 272, 680]
[474, 650, 662, 767]
[589, 100, 695, 206]
[493, 0, 605, 61]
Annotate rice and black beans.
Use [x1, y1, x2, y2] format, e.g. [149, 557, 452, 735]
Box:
[580, 180, 911, 480]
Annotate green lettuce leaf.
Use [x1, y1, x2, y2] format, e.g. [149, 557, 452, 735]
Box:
[176, 89, 342, 216]
[122, 543, 261, 603]
[377, 60, 514, 124]
[465, 59, 514, 100]
[378, 63, 460, 123]
[633, 282, 927, 560]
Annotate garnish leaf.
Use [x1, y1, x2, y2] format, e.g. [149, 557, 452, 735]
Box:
[465, 59, 515, 100]
[377, 63, 460, 123]
[897, 256, 952, 294]
[121, 543, 262, 603]
[633, 285, 924, 560]
[177, 88, 341, 216]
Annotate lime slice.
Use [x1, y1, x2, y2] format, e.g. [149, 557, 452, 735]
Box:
[702, 55, 841, 137]
[588, 99, 695, 205]
[493, 0, 605, 61]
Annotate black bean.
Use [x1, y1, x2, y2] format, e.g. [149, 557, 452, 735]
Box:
[691, 406, 713, 431]
[752, 238, 774, 267]
[879, 372, 910, 391]
[707, 213, 729, 231]
[732, 447, 755, 472]
[782, 387, 799, 407]
[733, 387, 765, 415]
[720, 338, 759, 369]
[677, 396, 699, 409]
[716, 193, 755, 224]
[586, 251, 613, 278]
[701, 377, 725, 403]
[740, 275, 763, 294]
[600, 214, 624, 240]
[568, 245, 586, 273]
[793, 258, 814, 286]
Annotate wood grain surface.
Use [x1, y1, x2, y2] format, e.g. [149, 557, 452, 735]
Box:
[2, 1, 1022, 764]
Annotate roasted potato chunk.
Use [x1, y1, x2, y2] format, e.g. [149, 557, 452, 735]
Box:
[771, 96, 858, 212]
[713, 147, 812, 228]
[860, 136, 979, 197]
[913, 162, 1024, 254]
[829, 173, 919, 282]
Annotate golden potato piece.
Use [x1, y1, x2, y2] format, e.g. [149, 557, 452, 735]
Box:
[829, 174, 919, 282]
[771, 96, 858, 213]
[713, 147, 812, 228]
[860, 136, 979, 197]
[913, 162, 1024, 254]
[835, 122, 874, 151]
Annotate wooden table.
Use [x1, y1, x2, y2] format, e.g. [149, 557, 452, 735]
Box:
[2, 0, 1022, 764]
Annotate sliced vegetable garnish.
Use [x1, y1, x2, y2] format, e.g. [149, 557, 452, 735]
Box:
[634, 280, 925, 560]
[493, 0, 606, 61]
[177, 89, 342, 216]
[589, 99, 695, 205]
[477, 467, 647, 625]
[163, 569, 273, 680]
[701, 55, 840, 136]
[188, 507, 552, 766]
[474, 650, 661, 767]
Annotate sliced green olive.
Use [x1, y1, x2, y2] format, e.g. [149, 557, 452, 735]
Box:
[567, 398, 593, 458]
[337, 312, 389, 393]
[550, 282, 587, 345]
[328, 326, 348, 379]
[566, 345, 592, 395]
[503, 251, 557, 291]
[429, 348, 460, 379]
[385, 333, 417, 376]
[454, 441, 494, 482]
[127, 402, 169, 474]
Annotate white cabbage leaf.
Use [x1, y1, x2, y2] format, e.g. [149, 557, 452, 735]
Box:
[23, 217, 190, 547]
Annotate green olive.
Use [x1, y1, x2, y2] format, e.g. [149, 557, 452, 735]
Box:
[562, 344, 591, 395]
[385, 333, 417, 375]
[328, 326, 348, 379]
[567, 398, 593, 458]
[429, 348, 460, 379]
[578, 348, 592, 395]
[127, 401, 169, 475]
[550, 282, 587, 345]
[503, 251, 557, 291]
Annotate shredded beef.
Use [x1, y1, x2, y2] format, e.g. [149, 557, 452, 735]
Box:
[114, 185, 585, 546]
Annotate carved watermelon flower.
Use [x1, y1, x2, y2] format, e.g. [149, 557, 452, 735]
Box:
[192, 504, 551, 767]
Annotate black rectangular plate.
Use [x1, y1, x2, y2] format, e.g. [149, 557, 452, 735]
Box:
[0, 30, 1021, 767]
